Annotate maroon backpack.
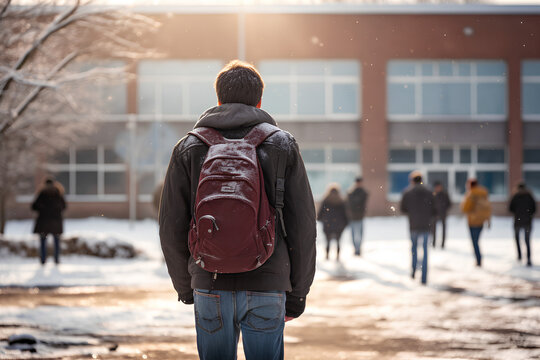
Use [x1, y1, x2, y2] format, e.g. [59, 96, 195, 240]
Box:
[187, 123, 286, 274]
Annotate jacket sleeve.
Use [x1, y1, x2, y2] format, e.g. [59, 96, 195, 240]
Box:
[400, 192, 408, 214]
[159, 143, 194, 304]
[283, 138, 317, 318]
[31, 193, 43, 212]
[461, 193, 473, 213]
[509, 195, 516, 213]
[532, 195, 537, 215]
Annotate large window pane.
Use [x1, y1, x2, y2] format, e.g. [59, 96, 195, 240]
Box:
[522, 83, 540, 115]
[422, 83, 471, 115]
[333, 84, 357, 114]
[522, 61, 540, 76]
[440, 148, 454, 164]
[302, 149, 325, 163]
[478, 148, 505, 163]
[263, 83, 290, 115]
[477, 83, 506, 115]
[332, 149, 358, 164]
[476, 61, 506, 76]
[297, 83, 325, 115]
[297, 61, 326, 76]
[104, 172, 126, 195]
[330, 61, 359, 76]
[76, 148, 97, 164]
[524, 149, 540, 163]
[161, 83, 183, 115]
[389, 171, 411, 194]
[105, 148, 123, 164]
[388, 62, 416, 76]
[388, 83, 415, 115]
[189, 82, 215, 115]
[422, 148, 433, 163]
[389, 149, 416, 163]
[460, 148, 472, 163]
[76, 171, 98, 195]
[259, 61, 292, 76]
[138, 82, 156, 115]
[524, 171, 540, 197]
[53, 171, 71, 195]
[477, 171, 506, 195]
[455, 171, 468, 195]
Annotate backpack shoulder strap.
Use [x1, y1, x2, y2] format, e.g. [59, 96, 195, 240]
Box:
[243, 123, 280, 146]
[188, 127, 226, 146]
[275, 149, 287, 237]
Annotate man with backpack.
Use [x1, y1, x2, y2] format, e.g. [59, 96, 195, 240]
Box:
[159, 60, 317, 360]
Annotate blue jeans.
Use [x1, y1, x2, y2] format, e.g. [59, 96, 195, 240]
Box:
[410, 231, 429, 284]
[469, 226, 483, 266]
[350, 220, 364, 255]
[40, 234, 60, 264]
[194, 289, 285, 360]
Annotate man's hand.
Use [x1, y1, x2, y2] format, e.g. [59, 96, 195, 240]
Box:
[285, 316, 295, 322]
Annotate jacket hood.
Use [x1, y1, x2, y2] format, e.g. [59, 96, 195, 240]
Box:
[194, 103, 277, 130]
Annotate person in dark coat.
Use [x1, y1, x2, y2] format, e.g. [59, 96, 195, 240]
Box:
[318, 183, 349, 261]
[347, 177, 369, 256]
[31, 177, 66, 265]
[432, 181, 451, 248]
[400, 171, 435, 285]
[509, 182, 536, 266]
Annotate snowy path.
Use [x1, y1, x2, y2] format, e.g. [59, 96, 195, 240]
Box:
[0, 216, 539, 359]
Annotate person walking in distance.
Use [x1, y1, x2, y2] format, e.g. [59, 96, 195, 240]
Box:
[159, 60, 317, 360]
[509, 182, 536, 266]
[461, 178, 491, 267]
[347, 177, 369, 256]
[317, 183, 349, 261]
[432, 181, 451, 249]
[31, 177, 66, 265]
[400, 171, 435, 285]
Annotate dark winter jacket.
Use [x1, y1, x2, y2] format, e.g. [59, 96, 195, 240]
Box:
[31, 184, 66, 235]
[347, 187, 368, 220]
[317, 197, 349, 238]
[159, 103, 317, 318]
[509, 189, 536, 227]
[433, 190, 451, 219]
[400, 184, 435, 232]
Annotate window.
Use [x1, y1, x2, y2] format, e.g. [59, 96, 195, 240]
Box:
[523, 148, 540, 197]
[137, 60, 223, 119]
[387, 60, 507, 121]
[69, 60, 127, 115]
[522, 60, 540, 120]
[387, 145, 507, 200]
[45, 123, 129, 201]
[134, 121, 186, 201]
[258, 60, 360, 121]
[302, 145, 360, 198]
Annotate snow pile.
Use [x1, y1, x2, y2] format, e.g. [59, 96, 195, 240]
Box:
[0, 233, 140, 259]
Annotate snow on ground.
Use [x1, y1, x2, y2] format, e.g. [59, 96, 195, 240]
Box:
[0, 216, 539, 359]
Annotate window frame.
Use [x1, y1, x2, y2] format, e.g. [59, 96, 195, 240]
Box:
[258, 60, 361, 122]
[387, 60, 508, 122]
[387, 144, 508, 202]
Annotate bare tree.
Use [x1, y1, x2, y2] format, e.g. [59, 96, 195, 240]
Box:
[0, 0, 159, 233]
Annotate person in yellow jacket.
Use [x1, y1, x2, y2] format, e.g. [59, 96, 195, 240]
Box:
[461, 178, 492, 267]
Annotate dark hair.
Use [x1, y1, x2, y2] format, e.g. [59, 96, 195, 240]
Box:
[469, 179, 478, 188]
[518, 182, 526, 190]
[355, 177, 363, 183]
[215, 60, 264, 107]
[412, 176, 422, 184]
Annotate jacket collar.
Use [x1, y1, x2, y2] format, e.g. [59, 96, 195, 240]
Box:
[194, 103, 276, 130]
